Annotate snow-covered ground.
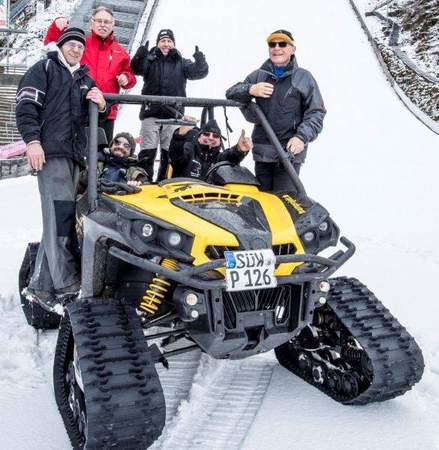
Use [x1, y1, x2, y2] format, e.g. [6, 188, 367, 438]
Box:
[1, 1, 439, 449]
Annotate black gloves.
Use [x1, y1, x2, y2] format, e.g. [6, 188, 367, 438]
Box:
[98, 179, 141, 195]
[193, 45, 205, 62]
[135, 41, 149, 59]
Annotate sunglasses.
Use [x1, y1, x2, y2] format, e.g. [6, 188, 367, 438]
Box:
[201, 132, 220, 139]
[113, 139, 131, 150]
[66, 42, 85, 51]
[268, 41, 288, 48]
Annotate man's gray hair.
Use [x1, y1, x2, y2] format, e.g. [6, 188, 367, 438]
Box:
[91, 6, 114, 17]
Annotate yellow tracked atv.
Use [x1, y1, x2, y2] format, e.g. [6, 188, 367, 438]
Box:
[19, 95, 424, 449]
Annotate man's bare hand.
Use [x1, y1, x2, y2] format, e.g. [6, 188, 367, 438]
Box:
[182, 115, 198, 125]
[55, 17, 69, 31]
[178, 125, 195, 136]
[286, 136, 305, 155]
[86, 87, 106, 111]
[116, 74, 128, 87]
[237, 129, 253, 153]
[27, 142, 45, 171]
[249, 82, 274, 98]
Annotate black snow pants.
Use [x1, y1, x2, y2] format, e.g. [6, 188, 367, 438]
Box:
[255, 161, 302, 192]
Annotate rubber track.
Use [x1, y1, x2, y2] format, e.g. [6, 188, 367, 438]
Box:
[54, 299, 166, 449]
[276, 277, 424, 405]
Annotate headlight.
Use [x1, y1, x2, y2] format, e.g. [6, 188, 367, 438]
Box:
[142, 223, 155, 238]
[303, 231, 315, 242]
[318, 221, 329, 233]
[133, 220, 157, 242]
[160, 230, 184, 249]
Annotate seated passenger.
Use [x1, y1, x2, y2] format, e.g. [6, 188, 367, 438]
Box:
[79, 132, 149, 194]
[168, 119, 252, 181]
[98, 132, 149, 186]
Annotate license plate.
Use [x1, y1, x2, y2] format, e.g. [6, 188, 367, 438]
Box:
[224, 249, 277, 291]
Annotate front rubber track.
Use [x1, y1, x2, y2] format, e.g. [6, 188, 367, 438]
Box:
[53, 298, 166, 449]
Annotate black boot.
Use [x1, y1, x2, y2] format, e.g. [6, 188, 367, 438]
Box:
[138, 148, 157, 181]
[156, 148, 169, 182]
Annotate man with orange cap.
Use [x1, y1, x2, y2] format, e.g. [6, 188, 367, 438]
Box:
[226, 29, 326, 192]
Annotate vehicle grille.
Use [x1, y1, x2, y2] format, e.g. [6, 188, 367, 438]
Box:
[223, 286, 292, 329]
[272, 243, 296, 255]
[179, 192, 241, 204]
[206, 243, 296, 260]
[205, 245, 239, 259]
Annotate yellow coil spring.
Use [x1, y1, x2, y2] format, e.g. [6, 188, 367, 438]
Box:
[139, 258, 178, 315]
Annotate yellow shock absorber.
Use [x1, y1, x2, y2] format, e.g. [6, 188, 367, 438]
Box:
[139, 258, 178, 315]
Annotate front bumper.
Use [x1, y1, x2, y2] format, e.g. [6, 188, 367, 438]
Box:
[108, 236, 355, 289]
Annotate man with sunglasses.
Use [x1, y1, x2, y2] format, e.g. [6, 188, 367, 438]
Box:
[44, 6, 137, 142]
[226, 29, 326, 192]
[16, 27, 106, 311]
[169, 119, 252, 180]
[97, 132, 149, 186]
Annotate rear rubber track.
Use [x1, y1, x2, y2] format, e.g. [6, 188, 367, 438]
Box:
[276, 276, 424, 405]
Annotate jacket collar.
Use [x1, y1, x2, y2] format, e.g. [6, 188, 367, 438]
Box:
[260, 55, 298, 77]
[154, 47, 182, 61]
[89, 30, 114, 46]
[195, 142, 219, 161]
[47, 51, 89, 77]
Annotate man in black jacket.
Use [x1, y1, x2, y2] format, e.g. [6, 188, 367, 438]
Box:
[131, 29, 209, 181]
[226, 29, 326, 192]
[16, 27, 106, 310]
[169, 119, 252, 180]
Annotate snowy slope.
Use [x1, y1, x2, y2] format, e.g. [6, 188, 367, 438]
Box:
[1, 1, 438, 449]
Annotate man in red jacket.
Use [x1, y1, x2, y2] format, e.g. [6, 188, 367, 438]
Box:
[44, 6, 136, 141]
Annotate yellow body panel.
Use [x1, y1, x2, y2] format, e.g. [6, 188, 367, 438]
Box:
[110, 180, 304, 275]
[223, 184, 305, 275]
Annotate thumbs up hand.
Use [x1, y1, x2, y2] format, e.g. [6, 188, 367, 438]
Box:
[193, 45, 205, 61]
[237, 129, 253, 153]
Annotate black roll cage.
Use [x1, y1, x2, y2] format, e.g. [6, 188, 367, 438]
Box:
[87, 94, 306, 211]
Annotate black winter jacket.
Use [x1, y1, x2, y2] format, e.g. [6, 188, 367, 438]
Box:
[226, 56, 326, 164]
[16, 51, 98, 166]
[169, 129, 246, 180]
[131, 46, 208, 119]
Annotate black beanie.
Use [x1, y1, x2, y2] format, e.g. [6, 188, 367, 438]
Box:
[110, 132, 136, 156]
[156, 29, 175, 44]
[57, 27, 86, 48]
[200, 119, 222, 137]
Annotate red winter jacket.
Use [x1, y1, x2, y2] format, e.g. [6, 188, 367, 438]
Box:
[44, 21, 136, 120]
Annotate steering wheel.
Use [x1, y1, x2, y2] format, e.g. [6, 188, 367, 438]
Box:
[205, 160, 237, 183]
